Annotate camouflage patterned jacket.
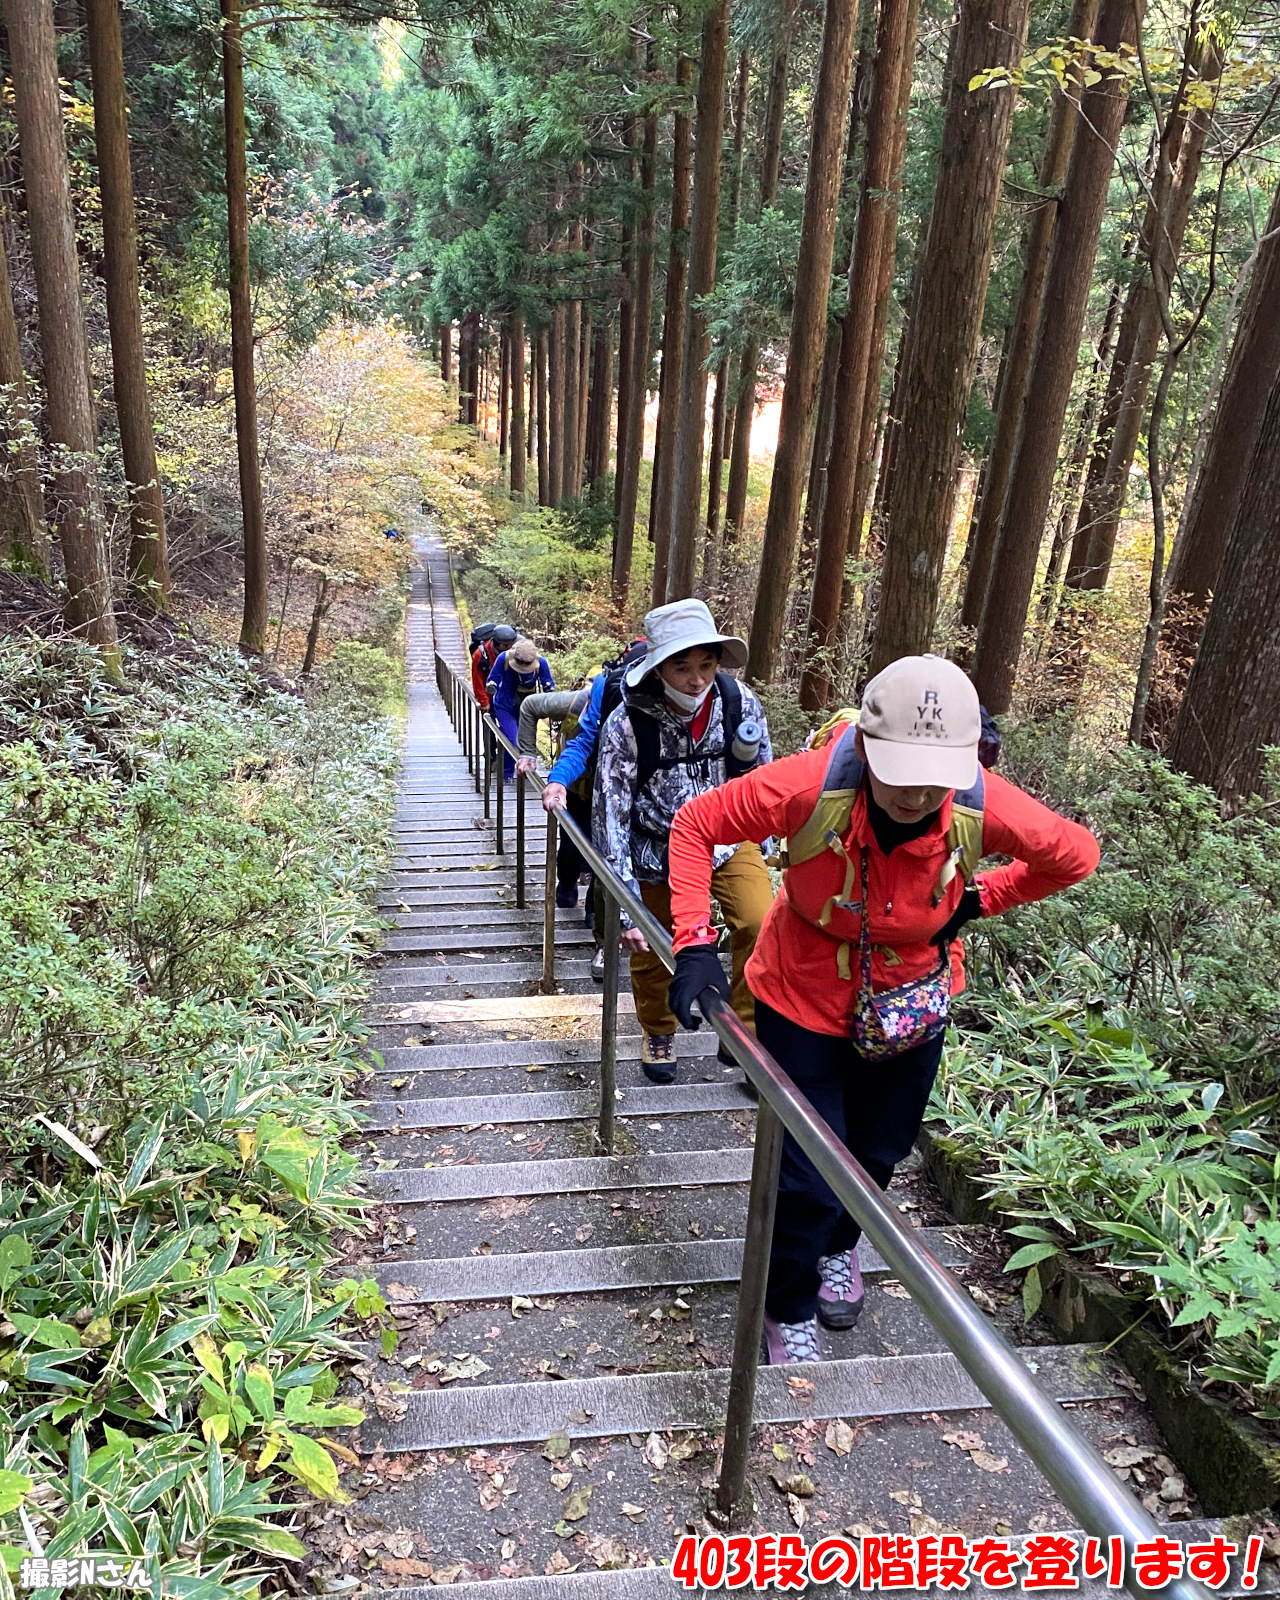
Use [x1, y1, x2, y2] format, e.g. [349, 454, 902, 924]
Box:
[591, 678, 772, 917]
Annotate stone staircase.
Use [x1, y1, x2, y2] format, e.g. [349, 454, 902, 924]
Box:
[328, 529, 1267, 1598]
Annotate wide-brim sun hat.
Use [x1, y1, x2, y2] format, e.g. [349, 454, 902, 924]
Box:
[858, 653, 981, 790]
[624, 599, 747, 687]
[508, 638, 539, 672]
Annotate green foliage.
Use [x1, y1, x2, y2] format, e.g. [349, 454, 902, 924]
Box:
[934, 735, 1280, 1409]
[452, 506, 612, 646]
[0, 634, 397, 1586]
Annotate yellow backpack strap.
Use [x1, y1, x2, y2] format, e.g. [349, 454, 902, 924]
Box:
[782, 722, 865, 868]
[935, 770, 986, 905]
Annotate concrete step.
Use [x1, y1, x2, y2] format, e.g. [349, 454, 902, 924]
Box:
[358, 1343, 1123, 1453]
[367, 1225, 976, 1305]
[363, 1080, 752, 1130]
[369, 1148, 755, 1203]
[368, 1037, 718, 1074]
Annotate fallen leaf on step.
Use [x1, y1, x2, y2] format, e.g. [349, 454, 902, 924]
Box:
[1160, 1476, 1187, 1501]
[880, 1280, 911, 1299]
[479, 1483, 502, 1510]
[563, 1487, 592, 1521]
[772, 1443, 791, 1461]
[379, 1558, 434, 1581]
[788, 1493, 808, 1529]
[582, 1533, 629, 1570]
[383, 1531, 416, 1558]
[642, 1433, 669, 1470]
[432, 1565, 464, 1584]
[500, 1540, 516, 1560]
[942, 1430, 985, 1454]
[825, 1419, 855, 1457]
[385, 1282, 419, 1302]
[1104, 1445, 1155, 1468]
[550, 1470, 572, 1491]
[967, 1284, 1000, 1313]
[786, 1375, 815, 1396]
[971, 1450, 1010, 1474]
[889, 1490, 923, 1511]
[511, 1295, 534, 1318]
[434, 1353, 490, 1383]
[542, 1431, 571, 1461]
[912, 1514, 948, 1538]
[575, 1224, 594, 1243]
[620, 1503, 646, 1523]
[545, 1550, 579, 1576]
[772, 1473, 815, 1498]
[667, 1433, 699, 1462]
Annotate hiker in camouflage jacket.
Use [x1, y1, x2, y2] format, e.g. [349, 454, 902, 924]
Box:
[590, 599, 774, 1083]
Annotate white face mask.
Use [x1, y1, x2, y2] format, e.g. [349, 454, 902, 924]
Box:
[663, 681, 713, 715]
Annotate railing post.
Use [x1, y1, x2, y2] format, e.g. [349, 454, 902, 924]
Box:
[464, 692, 473, 772]
[540, 810, 557, 991]
[473, 701, 483, 795]
[596, 894, 620, 1154]
[515, 770, 526, 908]
[483, 725, 492, 820]
[713, 1097, 785, 1528]
[496, 731, 505, 854]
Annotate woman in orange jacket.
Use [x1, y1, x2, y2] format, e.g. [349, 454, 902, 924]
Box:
[664, 655, 1100, 1365]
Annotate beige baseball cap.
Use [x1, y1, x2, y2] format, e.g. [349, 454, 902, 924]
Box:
[858, 654, 980, 790]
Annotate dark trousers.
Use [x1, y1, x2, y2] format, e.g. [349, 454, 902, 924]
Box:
[754, 998, 945, 1324]
[557, 789, 592, 889]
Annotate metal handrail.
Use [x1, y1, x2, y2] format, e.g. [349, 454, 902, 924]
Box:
[433, 649, 1207, 1599]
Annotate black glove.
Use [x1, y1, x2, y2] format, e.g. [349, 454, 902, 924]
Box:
[667, 945, 732, 1031]
[936, 883, 984, 948]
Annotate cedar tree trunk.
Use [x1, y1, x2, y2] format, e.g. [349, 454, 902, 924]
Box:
[666, 0, 732, 600]
[744, 0, 861, 675]
[725, 0, 799, 541]
[959, 0, 1098, 628]
[536, 327, 550, 506]
[1168, 373, 1280, 801]
[0, 216, 48, 571]
[971, 0, 1144, 712]
[614, 94, 659, 609]
[649, 49, 695, 603]
[705, 47, 750, 570]
[87, 0, 170, 606]
[868, 0, 1031, 675]
[1166, 183, 1280, 611]
[508, 313, 526, 497]
[801, 0, 919, 707]
[6, 0, 118, 664]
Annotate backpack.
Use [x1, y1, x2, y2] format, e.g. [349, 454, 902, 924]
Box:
[469, 622, 498, 655]
[631, 672, 754, 794]
[784, 720, 985, 907]
[577, 646, 645, 786]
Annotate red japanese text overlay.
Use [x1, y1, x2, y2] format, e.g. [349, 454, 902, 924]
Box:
[668, 1532, 1263, 1592]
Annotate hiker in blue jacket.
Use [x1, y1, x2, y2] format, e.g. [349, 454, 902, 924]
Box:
[520, 639, 647, 981]
[487, 637, 554, 779]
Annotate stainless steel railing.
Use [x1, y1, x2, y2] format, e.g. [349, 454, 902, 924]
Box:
[433, 649, 1207, 1599]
